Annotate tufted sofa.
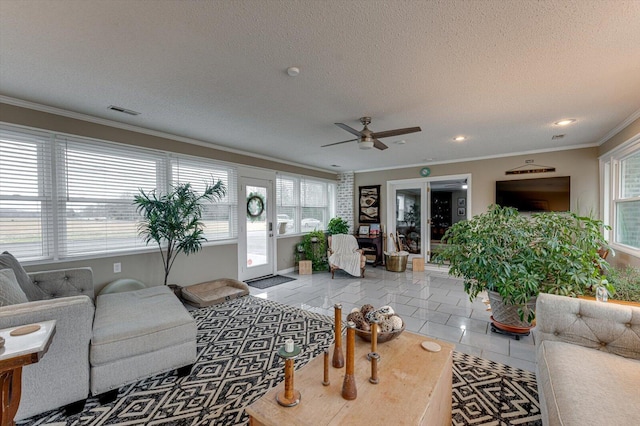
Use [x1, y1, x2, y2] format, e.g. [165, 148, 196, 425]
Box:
[535, 293, 640, 425]
[0, 252, 196, 421]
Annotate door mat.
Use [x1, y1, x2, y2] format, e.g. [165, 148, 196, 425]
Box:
[245, 274, 296, 289]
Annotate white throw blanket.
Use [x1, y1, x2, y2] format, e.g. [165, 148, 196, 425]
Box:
[328, 234, 362, 277]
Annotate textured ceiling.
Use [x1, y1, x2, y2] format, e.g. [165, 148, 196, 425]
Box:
[1, 0, 639, 172]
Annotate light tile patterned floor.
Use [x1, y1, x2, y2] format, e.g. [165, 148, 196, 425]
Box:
[249, 265, 537, 372]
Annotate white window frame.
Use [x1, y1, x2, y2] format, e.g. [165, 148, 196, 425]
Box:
[276, 173, 336, 236]
[600, 133, 640, 257]
[0, 124, 238, 264]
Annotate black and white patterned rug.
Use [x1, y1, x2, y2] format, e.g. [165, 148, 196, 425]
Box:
[22, 296, 541, 425]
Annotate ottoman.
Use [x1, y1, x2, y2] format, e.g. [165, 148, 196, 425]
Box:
[90, 286, 197, 398]
[181, 278, 249, 308]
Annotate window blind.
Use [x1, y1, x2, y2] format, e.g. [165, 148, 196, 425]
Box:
[171, 156, 238, 240]
[57, 136, 164, 257]
[276, 174, 299, 234]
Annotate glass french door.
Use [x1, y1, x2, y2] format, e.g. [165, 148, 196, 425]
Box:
[387, 174, 470, 265]
[239, 177, 275, 281]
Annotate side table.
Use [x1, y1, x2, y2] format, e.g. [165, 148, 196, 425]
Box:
[0, 320, 56, 426]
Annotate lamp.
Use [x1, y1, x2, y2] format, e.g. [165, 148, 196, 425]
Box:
[359, 138, 374, 150]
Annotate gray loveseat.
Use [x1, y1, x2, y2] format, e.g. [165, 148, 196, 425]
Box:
[535, 293, 640, 425]
[0, 252, 197, 421]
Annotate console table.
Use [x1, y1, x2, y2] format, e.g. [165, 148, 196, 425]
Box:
[0, 320, 56, 426]
[355, 234, 384, 267]
[246, 331, 453, 425]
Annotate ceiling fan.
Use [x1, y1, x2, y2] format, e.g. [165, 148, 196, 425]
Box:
[322, 117, 421, 150]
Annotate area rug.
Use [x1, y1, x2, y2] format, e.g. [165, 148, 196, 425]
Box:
[245, 274, 295, 289]
[21, 296, 541, 425]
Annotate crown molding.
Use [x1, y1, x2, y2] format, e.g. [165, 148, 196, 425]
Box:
[595, 107, 640, 146]
[355, 143, 599, 174]
[0, 96, 334, 174]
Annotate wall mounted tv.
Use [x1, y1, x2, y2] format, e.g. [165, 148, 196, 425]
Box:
[495, 176, 570, 212]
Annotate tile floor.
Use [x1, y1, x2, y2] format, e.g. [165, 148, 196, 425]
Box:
[249, 265, 537, 372]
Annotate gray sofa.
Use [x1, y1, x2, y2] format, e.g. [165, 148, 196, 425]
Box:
[535, 293, 640, 426]
[0, 253, 197, 421]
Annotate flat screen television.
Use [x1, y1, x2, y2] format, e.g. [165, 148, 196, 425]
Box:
[496, 176, 570, 212]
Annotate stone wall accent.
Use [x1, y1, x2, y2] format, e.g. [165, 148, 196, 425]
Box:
[336, 172, 355, 233]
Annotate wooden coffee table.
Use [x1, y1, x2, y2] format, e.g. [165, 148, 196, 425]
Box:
[246, 330, 454, 425]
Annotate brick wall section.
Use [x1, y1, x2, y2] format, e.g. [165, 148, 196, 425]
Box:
[337, 172, 355, 233]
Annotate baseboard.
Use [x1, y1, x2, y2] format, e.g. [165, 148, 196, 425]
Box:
[277, 266, 296, 275]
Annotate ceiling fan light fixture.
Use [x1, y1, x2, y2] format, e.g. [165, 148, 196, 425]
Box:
[359, 139, 374, 149]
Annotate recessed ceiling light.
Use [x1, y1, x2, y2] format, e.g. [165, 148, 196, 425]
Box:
[422, 158, 434, 162]
[394, 140, 406, 145]
[331, 164, 341, 168]
[286, 66, 300, 77]
[453, 136, 466, 141]
[552, 134, 565, 140]
[554, 119, 576, 126]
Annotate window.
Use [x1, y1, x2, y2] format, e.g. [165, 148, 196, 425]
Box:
[59, 136, 164, 257]
[276, 175, 299, 235]
[602, 136, 640, 254]
[0, 124, 238, 262]
[0, 128, 53, 261]
[171, 156, 237, 240]
[276, 174, 335, 235]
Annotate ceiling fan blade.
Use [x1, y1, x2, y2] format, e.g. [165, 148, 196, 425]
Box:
[373, 139, 388, 150]
[335, 122, 364, 137]
[371, 126, 422, 139]
[321, 138, 358, 148]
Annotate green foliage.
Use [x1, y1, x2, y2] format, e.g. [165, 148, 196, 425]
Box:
[134, 181, 226, 285]
[434, 204, 610, 319]
[587, 266, 640, 302]
[301, 230, 328, 271]
[326, 217, 350, 235]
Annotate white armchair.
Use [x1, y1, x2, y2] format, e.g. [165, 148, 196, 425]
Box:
[327, 234, 366, 278]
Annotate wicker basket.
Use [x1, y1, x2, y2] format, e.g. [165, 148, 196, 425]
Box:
[385, 253, 408, 272]
[354, 322, 405, 343]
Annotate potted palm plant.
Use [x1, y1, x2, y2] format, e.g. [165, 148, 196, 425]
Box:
[134, 181, 226, 290]
[435, 204, 610, 328]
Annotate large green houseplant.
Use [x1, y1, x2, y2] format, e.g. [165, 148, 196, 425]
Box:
[326, 217, 350, 235]
[435, 204, 610, 326]
[300, 230, 328, 271]
[134, 181, 226, 286]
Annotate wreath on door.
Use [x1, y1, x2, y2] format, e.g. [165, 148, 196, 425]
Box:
[246, 192, 265, 221]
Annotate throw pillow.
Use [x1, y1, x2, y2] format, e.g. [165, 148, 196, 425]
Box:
[0, 268, 29, 307]
[0, 251, 44, 301]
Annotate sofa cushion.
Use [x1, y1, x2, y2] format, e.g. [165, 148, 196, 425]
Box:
[0, 251, 44, 301]
[0, 268, 28, 306]
[91, 286, 196, 366]
[537, 340, 640, 426]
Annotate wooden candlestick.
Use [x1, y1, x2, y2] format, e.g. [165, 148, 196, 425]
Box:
[332, 304, 344, 368]
[369, 352, 380, 384]
[367, 319, 378, 360]
[341, 321, 357, 400]
[322, 349, 330, 386]
[276, 345, 301, 407]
